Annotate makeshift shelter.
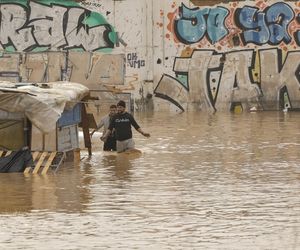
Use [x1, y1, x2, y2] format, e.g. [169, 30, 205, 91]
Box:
[0, 81, 90, 173]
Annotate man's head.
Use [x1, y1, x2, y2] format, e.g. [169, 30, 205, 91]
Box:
[117, 100, 126, 113]
[109, 104, 117, 116]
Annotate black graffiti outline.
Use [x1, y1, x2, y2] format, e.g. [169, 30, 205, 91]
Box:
[174, 4, 229, 45]
[235, 3, 294, 46]
[155, 49, 262, 111]
[0, 2, 114, 52]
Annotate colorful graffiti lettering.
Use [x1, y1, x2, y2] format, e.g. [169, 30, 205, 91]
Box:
[161, 1, 300, 110]
[0, 1, 116, 52]
[171, 2, 300, 47]
[155, 49, 300, 111]
[174, 4, 229, 44]
[237, 3, 294, 45]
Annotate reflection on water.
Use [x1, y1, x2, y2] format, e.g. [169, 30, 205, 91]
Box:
[0, 111, 300, 249]
[0, 162, 93, 214]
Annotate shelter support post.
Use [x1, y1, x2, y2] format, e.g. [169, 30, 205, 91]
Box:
[81, 104, 92, 156]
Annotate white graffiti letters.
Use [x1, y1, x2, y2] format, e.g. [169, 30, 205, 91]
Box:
[0, 3, 112, 51]
[29, 2, 67, 48]
[0, 4, 35, 51]
[66, 8, 109, 51]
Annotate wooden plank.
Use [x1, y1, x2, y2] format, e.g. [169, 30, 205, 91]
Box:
[24, 151, 40, 174]
[32, 152, 48, 174]
[41, 152, 57, 174]
[24, 167, 31, 174]
[32, 151, 40, 161]
[81, 104, 92, 155]
[53, 152, 66, 173]
[24, 165, 32, 174]
[4, 151, 11, 156]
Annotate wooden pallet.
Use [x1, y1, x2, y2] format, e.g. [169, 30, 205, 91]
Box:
[0, 151, 11, 157]
[24, 151, 58, 174]
[0, 150, 63, 174]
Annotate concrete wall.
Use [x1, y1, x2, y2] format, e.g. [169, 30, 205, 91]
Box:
[153, 0, 300, 112]
[0, 0, 300, 112]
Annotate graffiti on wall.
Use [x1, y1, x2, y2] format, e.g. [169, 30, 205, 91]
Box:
[236, 3, 295, 46]
[127, 53, 145, 68]
[174, 5, 229, 45]
[157, 1, 300, 111]
[0, 1, 116, 52]
[167, 2, 300, 49]
[155, 48, 300, 112]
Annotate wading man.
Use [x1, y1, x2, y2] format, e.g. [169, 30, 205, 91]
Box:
[101, 100, 150, 153]
[90, 104, 117, 151]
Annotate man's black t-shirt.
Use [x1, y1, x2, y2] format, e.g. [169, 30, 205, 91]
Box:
[108, 112, 140, 141]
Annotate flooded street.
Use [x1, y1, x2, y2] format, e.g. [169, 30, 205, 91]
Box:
[1, 111, 300, 249]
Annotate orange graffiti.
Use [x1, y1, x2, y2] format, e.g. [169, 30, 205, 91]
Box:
[221, 7, 242, 50]
[166, 11, 175, 32]
[180, 47, 193, 57]
[156, 22, 163, 28]
[167, 10, 180, 43]
[256, 1, 268, 9]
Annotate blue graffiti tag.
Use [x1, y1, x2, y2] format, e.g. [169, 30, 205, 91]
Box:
[175, 4, 209, 44]
[207, 8, 229, 44]
[266, 3, 294, 44]
[174, 4, 228, 45]
[238, 6, 269, 44]
[238, 2, 294, 45]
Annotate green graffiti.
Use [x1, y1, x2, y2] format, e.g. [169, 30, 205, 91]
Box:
[176, 75, 188, 89]
[3, 46, 16, 53]
[37, 0, 116, 51]
[34, 0, 81, 7]
[283, 92, 291, 109]
[0, 0, 28, 8]
[0, 0, 116, 52]
[83, 12, 117, 44]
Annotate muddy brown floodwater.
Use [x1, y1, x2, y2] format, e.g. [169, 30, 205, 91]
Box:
[0, 111, 300, 249]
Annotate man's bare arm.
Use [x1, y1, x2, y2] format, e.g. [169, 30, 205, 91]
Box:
[137, 128, 150, 137]
[100, 129, 112, 141]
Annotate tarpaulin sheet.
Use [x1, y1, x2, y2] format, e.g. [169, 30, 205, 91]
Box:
[0, 148, 33, 173]
[0, 81, 89, 133]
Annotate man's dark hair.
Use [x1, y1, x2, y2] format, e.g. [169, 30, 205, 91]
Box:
[117, 100, 126, 108]
[110, 104, 117, 109]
